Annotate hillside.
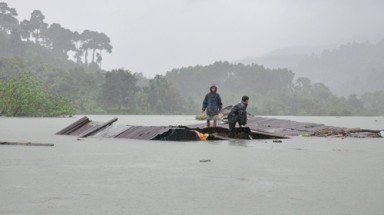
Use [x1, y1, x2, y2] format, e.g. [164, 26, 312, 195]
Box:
[237, 40, 384, 96]
[296, 40, 384, 96]
[235, 45, 329, 71]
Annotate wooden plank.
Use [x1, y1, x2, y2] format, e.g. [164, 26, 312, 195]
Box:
[0, 141, 54, 147]
[55, 116, 90, 135]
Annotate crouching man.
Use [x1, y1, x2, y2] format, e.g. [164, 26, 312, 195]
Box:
[228, 96, 249, 138]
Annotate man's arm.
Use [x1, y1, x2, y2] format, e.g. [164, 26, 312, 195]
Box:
[238, 104, 247, 125]
[202, 94, 208, 112]
[217, 94, 223, 112]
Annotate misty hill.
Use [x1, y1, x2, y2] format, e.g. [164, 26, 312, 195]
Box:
[235, 45, 330, 71]
[296, 40, 384, 96]
[237, 40, 384, 96]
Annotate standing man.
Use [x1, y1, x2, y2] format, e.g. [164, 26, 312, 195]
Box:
[202, 84, 223, 127]
[227, 96, 249, 138]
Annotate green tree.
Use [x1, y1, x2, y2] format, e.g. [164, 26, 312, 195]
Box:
[101, 69, 138, 112]
[0, 72, 74, 116]
[147, 75, 185, 114]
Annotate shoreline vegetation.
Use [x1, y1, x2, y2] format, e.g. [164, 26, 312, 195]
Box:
[1, 2, 384, 117]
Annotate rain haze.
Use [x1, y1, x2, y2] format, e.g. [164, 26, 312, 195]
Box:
[8, 0, 384, 77]
[3, 1, 384, 214]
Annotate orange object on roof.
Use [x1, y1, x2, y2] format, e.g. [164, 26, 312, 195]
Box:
[194, 130, 209, 141]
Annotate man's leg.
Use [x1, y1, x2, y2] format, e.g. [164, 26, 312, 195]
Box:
[213, 120, 217, 127]
[206, 120, 210, 127]
[228, 121, 235, 138]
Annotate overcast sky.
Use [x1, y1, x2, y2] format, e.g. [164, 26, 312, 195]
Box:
[8, 0, 384, 77]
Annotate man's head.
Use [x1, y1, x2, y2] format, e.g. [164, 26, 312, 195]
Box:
[210, 84, 217, 92]
[242, 96, 249, 104]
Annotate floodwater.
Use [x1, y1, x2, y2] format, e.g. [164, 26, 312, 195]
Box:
[0, 115, 383, 215]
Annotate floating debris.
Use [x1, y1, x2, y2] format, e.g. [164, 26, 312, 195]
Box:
[0, 141, 54, 147]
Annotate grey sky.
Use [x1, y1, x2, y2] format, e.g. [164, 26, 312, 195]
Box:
[8, 0, 384, 77]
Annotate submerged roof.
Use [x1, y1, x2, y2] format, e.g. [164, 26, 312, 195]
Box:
[56, 116, 286, 141]
[56, 116, 382, 141]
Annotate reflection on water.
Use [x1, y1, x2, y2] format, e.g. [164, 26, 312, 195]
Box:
[228, 139, 250, 147]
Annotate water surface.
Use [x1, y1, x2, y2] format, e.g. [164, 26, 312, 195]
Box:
[1, 115, 383, 215]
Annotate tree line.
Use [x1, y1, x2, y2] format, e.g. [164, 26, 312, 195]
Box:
[0, 2, 112, 68]
[1, 2, 383, 117]
[3, 56, 384, 116]
[165, 61, 384, 116]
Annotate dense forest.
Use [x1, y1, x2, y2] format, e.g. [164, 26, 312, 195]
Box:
[165, 61, 384, 116]
[1, 2, 384, 117]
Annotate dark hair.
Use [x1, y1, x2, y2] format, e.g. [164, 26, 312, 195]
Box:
[242, 96, 249, 102]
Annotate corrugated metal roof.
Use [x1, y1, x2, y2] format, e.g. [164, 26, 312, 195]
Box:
[92, 124, 131, 138]
[68, 122, 99, 136]
[116, 126, 173, 140]
[57, 116, 381, 140]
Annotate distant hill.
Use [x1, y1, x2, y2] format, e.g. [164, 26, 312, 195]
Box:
[296, 40, 384, 96]
[235, 45, 333, 71]
[236, 41, 384, 96]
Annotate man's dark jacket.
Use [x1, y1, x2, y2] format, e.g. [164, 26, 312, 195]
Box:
[228, 102, 247, 125]
[202, 92, 222, 116]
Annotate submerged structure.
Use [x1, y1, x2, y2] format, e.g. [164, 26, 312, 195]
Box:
[56, 116, 286, 141]
[56, 115, 382, 141]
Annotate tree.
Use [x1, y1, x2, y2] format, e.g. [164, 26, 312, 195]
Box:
[88, 32, 112, 65]
[80, 30, 93, 65]
[347, 94, 364, 115]
[80, 30, 112, 67]
[360, 91, 384, 116]
[0, 72, 74, 116]
[45, 23, 75, 57]
[0, 2, 19, 34]
[26, 10, 48, 45]
[72, 31, 83, 64]
[101, 69, 138, 111]
[19, 19, 31, 41]
[9, 28, 24, 55]
[147, 75, 184, 114]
